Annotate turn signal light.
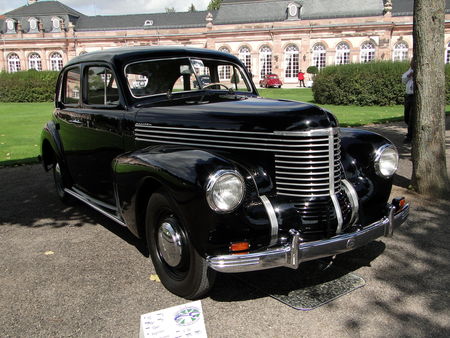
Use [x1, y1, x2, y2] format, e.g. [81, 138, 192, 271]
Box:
[392, 197, 406, 210]
[230, 241, 250, 253]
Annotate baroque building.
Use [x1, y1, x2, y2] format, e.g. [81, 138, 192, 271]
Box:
[1, 0, 450, 84]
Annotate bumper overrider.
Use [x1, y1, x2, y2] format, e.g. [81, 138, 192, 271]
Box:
[207, 199, 409, 273]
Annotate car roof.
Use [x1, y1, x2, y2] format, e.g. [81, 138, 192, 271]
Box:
[65, 46, 242, 68]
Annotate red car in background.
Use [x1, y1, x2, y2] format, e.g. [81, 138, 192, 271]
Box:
[259, 74, 283, 88]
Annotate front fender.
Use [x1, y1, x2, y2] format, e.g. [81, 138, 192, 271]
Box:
[340, 128, 395, 224]
[113, 145, 269, 256]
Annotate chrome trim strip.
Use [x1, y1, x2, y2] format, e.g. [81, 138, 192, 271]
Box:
[137, 124, 338, 137]
[207, 202, 409, 273]
[328, 128, 335, 195]
[64, 188, 126, 227]
[342, 179, 359, 225]
[136, 133, 333, 148]
[135, 137, 337, 154]
[260, 195, 278, 247]
[328, 128, 343, 233]
[136, 127, 330, 143]
[331, 194, 344, 233]
[72, 187, 117, 211]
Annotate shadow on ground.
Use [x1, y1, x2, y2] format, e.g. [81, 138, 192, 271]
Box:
[1, 119, 449, 336]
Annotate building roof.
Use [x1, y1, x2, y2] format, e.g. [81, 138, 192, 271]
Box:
[75, 10, 213, 31]
[215, 0, 291, 24]
[215, 0, 384, 25]
[5, 0, 85, 18]
[392, 0, 450, 16]
[3, 0, 446, 34]
[302, 0, 384, 20]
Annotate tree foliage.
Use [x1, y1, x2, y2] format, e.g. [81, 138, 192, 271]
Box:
[188, 3, 196, 12]
[207, 0, 223, 11]
[165, 7, 175, 13]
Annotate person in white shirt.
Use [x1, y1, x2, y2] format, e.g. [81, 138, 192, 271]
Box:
[402, 59, 414, 143]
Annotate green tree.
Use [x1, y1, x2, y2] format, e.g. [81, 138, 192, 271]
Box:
[411, 0, 449, 196]
[188, 3, 196, 12]
[165, 7, 175, 13]
[207, 0, 223, 11]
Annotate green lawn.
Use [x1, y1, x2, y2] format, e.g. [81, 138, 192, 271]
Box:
[1, 90, 448, 165]
[258, 88, 405, 126]
[0, 102, 53, 165]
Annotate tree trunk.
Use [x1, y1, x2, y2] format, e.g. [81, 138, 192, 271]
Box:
[412, 0, 449, 197]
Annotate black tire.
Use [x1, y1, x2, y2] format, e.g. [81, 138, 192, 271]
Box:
[52, 160, 72, 203]
[145, 190, 216, 299]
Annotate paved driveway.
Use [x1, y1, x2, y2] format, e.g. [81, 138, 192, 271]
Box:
[1, 121, 449, 337]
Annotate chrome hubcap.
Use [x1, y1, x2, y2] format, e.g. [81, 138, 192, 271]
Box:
[157, 221, 183, 267]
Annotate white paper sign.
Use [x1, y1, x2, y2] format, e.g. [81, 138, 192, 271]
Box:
[139, 300, 207, 338]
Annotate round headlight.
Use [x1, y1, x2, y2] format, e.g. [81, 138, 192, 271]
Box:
[206, 170, 245, 213]
[374, 144, 399, 178]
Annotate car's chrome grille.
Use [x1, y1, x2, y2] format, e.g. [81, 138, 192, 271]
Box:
[274, 129, 341, 197]
[135, 124, 341, 198]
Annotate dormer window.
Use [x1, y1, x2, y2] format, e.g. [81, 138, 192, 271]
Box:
[51, 17, 62, 32]
[6, 19, 16, 33]
[288, 3, 298, 16]
[144, 20, 154, 26]
[28, 17, 38, 32]
[287, 2, 301, 20]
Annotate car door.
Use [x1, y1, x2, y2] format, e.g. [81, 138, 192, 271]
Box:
[56, 63, 126, 204]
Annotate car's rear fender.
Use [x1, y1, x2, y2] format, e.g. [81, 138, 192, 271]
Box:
[40, 119, 65, 171]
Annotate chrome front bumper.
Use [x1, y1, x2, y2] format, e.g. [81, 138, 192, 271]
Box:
[207, 202, 409, 273]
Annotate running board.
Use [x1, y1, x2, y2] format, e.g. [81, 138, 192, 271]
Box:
[64, 188, 126, 227]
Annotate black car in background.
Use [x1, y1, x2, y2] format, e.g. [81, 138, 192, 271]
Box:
[41, 47, 409, 299]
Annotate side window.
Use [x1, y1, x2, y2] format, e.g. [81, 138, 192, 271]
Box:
[86, 66, 119, 106]
[62, 67, 81, 105]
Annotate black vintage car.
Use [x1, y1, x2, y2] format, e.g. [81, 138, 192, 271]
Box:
[41, 47, 409, 299]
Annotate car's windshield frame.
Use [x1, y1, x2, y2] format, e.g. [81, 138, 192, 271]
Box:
[124, 56, 254, 99]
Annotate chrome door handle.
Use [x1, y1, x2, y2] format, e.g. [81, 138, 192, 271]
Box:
[69, 119, 83, 125]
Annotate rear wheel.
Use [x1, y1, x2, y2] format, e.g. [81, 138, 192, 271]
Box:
[145, 190, 216, 299]
[52, 160, 72, 203]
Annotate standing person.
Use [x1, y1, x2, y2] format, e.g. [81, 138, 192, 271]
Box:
[402, 59, 414, 143]
[298, 70, 305, 87]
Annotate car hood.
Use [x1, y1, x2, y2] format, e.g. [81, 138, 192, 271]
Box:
[135, 95, 337, 132]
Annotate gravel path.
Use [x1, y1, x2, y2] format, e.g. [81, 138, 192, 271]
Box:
[0, 120, 449, 337]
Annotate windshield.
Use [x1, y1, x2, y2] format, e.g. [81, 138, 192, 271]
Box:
[125, 57, 253, 98]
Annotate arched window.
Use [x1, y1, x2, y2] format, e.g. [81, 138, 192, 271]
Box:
[335, 42, 350, 65]
[446, 42, 450, 64]
[28, 53, 42, 71]
[393, 42, 408, 61]
[312, 44, 326, 69]
[259, 46, 272, 78]
[284, 44, 299, 79]
[218, 47, 231, 80]
[360, 42, 376, 63]
[50, 52, 63, 71]
[8, 53, 21, 73]
[239, 46, 252, 73]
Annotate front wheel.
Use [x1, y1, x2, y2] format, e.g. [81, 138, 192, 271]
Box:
[145, 191, 216, 299]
